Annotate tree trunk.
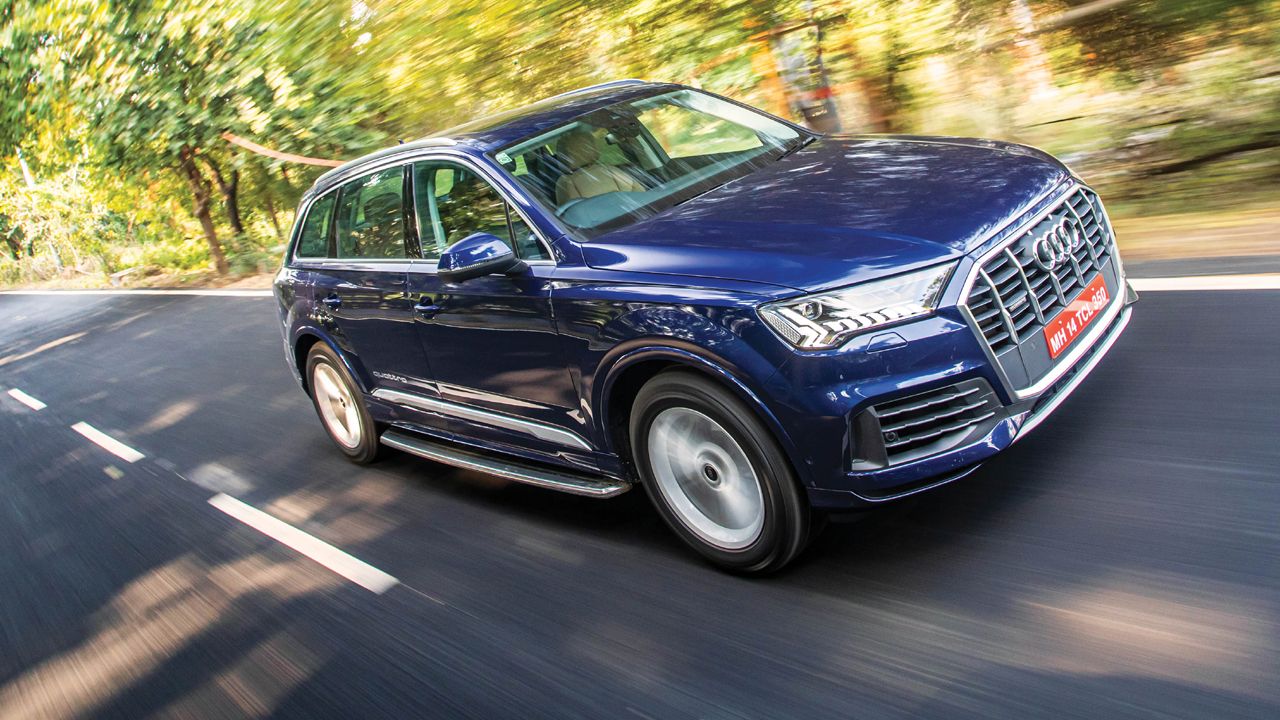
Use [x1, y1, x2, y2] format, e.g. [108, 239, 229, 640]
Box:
[201, 156, 245, 236]
[178, 147, 229, 275]
[264, 191, 284, 241]
[226, 168, 242, 235]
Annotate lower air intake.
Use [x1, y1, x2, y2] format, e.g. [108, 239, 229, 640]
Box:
[853, 379, 1002, 468]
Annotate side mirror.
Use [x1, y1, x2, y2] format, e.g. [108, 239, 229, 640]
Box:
[437, 233, 527, 283]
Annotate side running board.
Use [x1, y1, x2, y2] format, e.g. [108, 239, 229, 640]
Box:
[380, 429, 631, 499]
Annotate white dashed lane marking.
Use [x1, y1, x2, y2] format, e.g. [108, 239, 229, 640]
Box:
[207, 493, 400, 594]
[70, 422, 145, 463]
[6, 388, 46, 410]
[0, 385, 399, 596]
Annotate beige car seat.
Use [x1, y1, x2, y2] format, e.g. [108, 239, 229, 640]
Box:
[554, 130, 644, 206]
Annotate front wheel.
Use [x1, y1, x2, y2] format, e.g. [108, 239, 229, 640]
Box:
[630, 370, 816, 573]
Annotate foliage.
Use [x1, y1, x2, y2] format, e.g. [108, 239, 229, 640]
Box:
[2, 0, 1278, 287]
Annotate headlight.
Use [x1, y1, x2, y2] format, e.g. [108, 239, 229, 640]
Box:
[759, 263, 956, 350]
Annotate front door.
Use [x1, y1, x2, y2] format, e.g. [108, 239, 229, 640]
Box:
[405, 159, 592, 465]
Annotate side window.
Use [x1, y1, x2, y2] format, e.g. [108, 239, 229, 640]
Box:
[637, 104, 763, 158]
[334, 166, 407, 259]
[413, 162, 550, 261]
[295, 193, 335, 258]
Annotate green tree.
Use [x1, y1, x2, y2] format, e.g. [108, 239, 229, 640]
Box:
[15, 0, 385, 274]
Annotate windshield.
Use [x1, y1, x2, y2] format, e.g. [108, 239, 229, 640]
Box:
[491, 89, 805, 239]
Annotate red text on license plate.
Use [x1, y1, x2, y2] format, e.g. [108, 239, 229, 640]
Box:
[1043, 273, 1109, 359]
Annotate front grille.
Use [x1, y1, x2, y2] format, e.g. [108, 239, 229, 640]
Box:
[853, 379, 1001, 467]
[967, 187, 1115, 355]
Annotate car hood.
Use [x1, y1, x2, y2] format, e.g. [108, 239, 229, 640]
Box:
[580, 135, 1070, 293]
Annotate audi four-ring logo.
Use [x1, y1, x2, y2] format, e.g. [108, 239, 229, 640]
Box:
[1031, 217, 1084, 272]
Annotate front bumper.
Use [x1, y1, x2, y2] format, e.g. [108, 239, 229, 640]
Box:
[758, 180, 1137, 509]
[768, 279, 1136, 511]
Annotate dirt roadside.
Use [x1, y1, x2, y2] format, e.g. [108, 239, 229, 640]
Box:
[1113, 206, 1279, 262]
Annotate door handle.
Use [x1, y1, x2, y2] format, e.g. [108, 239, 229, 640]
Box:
[413, 301, 441, 319]
[321, 294, 342, 309]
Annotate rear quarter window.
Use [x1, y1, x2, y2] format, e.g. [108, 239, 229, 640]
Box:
[295, 194, 335, 259]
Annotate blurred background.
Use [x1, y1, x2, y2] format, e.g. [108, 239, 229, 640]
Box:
[2, 0, 1278, 287]
[2, 5, 1278, 718]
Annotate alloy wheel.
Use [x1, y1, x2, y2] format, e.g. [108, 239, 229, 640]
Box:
[646, 406, 765, 550]
[312, 362, 362, 449]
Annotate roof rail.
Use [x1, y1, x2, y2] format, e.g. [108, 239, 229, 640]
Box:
[544, 79, 650, 102]
[310, 137, 457, 193]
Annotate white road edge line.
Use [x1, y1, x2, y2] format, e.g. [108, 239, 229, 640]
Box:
[0, 289, 272, 297]
[6, 388, 47, 411]
[207, 493, 399, 594]
[70, 422, 145, 463]
[1129, 274, 1280, 291]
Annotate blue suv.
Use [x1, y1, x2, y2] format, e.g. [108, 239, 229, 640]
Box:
[274, 80, 1136, 572]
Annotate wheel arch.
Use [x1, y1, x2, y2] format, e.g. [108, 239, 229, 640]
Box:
[291, 327, 368, 396]
[596, 343, 811, 488]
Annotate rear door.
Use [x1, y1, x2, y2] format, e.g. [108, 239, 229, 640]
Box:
[308, 164, 435, 398]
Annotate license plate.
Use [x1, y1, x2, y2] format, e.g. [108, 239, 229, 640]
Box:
[1044, 273, 1109, 359]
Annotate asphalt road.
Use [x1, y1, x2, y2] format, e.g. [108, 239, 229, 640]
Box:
[0, 288, 1276, 719]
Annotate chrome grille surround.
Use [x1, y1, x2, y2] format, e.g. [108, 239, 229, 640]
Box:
[958, 183, 1124, 400]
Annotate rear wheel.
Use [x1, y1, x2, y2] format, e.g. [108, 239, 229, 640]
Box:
[630, 370, 816, 573]
[306, 344, 382, 464]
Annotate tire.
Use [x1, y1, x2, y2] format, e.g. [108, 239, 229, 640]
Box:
[630, 370, 816, 573]
[305, 343, 382, 464]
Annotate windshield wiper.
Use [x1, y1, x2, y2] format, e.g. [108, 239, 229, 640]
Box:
[669, 181, 730, 209]
[776, 135, 816, 161]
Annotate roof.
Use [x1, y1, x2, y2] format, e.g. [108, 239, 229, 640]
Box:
[309, 80, 678, 197]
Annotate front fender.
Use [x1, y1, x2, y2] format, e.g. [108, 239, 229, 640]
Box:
[564, 299, 812, 489]
[601, 343, 805, 470]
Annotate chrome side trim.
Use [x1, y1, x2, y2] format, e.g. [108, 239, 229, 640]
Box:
[372, 388, 594, 451]
[1014, 304, 1132, 441]
[380, 430, 629, 498]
